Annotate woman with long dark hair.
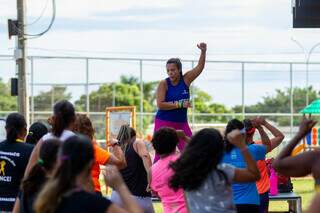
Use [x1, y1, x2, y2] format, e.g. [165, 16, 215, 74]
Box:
[153, 43, 207, 163]
[110, 125, 154, 213]
[170, 128, 260, 213]
[222, 119, 269, 213]
[34, 135, 142, 213]
[73, 114, 126, 194]
[12, 139, 60, 213]
[0, 113, 33, 212]
[25, 100, 76, 175]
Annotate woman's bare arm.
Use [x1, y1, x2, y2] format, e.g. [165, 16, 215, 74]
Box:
[156, 80, 179, 110]
[24, 139, 43, 177]
[183, 43, 207, 86]
[272, 118, 317, 177]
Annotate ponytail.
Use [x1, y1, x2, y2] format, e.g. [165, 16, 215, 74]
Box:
[22, 139, 60, 195]
[22, 164, 47, 195]
[35, 135, 94, 213]
[117, 125, 135, 152]
[7, 127, 19, 143]
[26, 122, 48, 145]
[52, 100, 75, 137]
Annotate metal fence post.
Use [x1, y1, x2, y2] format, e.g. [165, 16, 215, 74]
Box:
[139, 60, 143, 132]
[241, 62, 245, 119]
[112, 84, 116, 106]
[191, 61, 195, 129]
[30, 57, 34, 123]
[290, 63, 293, 137]
[86, 59, 90, 115]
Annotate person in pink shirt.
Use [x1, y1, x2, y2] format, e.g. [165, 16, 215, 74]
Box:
[151, 127, 188, 213]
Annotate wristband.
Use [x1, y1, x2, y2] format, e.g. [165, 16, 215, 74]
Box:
[178, 100, 184, 108]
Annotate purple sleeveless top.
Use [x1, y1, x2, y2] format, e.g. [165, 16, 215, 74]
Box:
[156, 75, 190, 122]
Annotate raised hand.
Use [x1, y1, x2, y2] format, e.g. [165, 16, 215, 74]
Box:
[298, 117, 317, 136]
[227, 129, 246, 149]
[251, 117, 264, 129]
[102, 165, 125, 190]
[255, 116, 266, 125]
[197, 42, 207, 52]
[109, 138, 119, 146]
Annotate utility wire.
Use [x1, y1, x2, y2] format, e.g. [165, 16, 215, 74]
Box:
[13, 0, 56, 39]
[24, 0, 50, 26]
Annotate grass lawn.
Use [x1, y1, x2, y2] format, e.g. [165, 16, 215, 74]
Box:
[151, 178, 315, 213]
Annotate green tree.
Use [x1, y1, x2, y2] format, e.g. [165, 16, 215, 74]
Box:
[0, 78, 17, 111]
[233, 87, 320, 126]
[192, 87, 230, 123]
[119, 75, 158, 110]
[75, 75, 158, 138]
[33, 87, 72, 111]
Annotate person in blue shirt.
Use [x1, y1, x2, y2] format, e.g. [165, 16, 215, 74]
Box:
[154, 43, 207, 163]
[222, 118, 271, 213]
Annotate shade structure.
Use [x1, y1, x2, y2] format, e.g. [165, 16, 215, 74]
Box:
[300, 99, 320, 114]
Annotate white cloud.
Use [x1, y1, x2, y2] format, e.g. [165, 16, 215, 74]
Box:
[2, 0, 320, 61]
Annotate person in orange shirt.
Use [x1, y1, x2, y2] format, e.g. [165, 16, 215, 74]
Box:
[73, 114, 126, 194]
[244, 117, 284, 213]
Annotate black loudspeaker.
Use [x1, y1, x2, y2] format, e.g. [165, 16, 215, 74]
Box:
[11, 78, 18, 96]
[293, 0, 320, 28]
[7, 19, 19, 39]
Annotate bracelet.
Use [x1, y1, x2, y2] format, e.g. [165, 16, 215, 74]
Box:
[178, 100, 184, 108]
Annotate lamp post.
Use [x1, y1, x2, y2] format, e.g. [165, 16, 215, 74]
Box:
[291, 38, 320, 106]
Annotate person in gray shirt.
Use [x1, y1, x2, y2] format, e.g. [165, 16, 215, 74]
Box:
[169, 128, 260, 213]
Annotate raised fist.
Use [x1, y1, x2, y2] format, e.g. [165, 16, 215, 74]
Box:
[197, 42, 207, 52]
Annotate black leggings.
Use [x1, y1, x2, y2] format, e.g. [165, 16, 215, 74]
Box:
[236, 204, 259, 213]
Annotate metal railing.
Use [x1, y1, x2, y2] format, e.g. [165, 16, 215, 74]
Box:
[1, 54, 320, 139]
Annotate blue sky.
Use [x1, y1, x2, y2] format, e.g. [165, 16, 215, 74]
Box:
[1, 0, 320, 107]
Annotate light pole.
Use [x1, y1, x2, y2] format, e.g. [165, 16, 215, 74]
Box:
[291, 38, 320, 106]
[16, 0, 28, 120]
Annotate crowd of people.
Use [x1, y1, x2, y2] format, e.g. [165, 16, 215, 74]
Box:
[0, 100, 318, 213]
[0, 43, 319, 213]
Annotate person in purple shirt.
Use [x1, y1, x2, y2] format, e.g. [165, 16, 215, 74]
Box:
[154, 42, 207, 163]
